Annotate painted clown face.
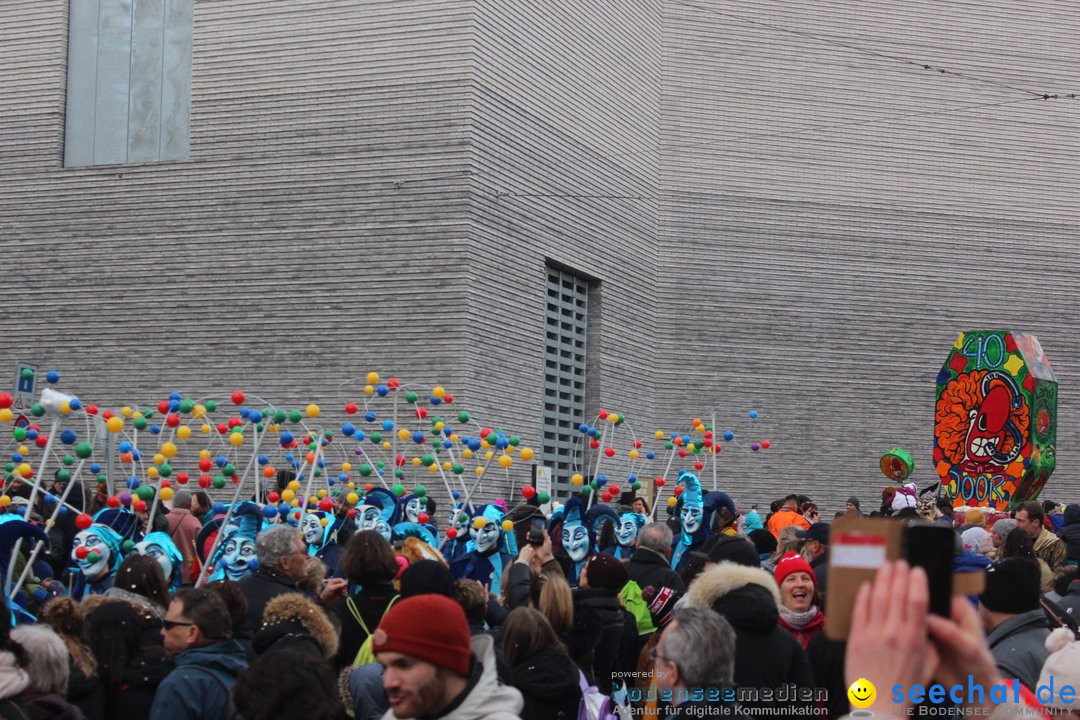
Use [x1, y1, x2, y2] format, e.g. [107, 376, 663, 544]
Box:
[405, 497, 424, 523]
[220, 534, 257, 581]
[71, 530, 111, 581]
[301, 514, 325, 546]
[472, 520, 501, 554]
[616, 516, 640, 547]
[681, 504, 704, 534]
[135, 540, 173, 582]
[562, 524, 590, 562]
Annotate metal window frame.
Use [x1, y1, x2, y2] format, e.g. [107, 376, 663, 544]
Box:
[542, 266, 589, 495]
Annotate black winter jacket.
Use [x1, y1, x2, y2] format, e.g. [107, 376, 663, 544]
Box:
[511, 648, 583, 720]
[627, 547, 685, 593]
[105, 646, 174, 720]
[684, 562, 815, 715]
[237, 566, 299, 634]
[566, 587, 627, 690]
[330, 581, 398, 670]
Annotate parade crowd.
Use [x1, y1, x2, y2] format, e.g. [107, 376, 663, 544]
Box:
[2, 470, 1080, 720]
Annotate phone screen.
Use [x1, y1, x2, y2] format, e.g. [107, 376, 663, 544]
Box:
[529, 517, 545, 545]
[904, 524, 954, 616]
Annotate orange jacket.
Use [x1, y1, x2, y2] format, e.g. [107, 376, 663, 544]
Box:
[768, 506, 810, 538]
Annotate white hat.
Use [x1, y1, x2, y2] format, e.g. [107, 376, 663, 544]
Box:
[1037, 628, 1080, 710]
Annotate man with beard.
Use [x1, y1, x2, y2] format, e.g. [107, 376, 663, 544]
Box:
[374, 594, 523, 719]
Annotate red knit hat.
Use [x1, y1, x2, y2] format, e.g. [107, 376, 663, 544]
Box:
[372, 594, 472, 677]
[773, 551, 816, 588]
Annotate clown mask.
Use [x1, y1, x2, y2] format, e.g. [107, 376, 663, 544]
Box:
[562, 524, 590, 562]
[135, 540, 173, 581]
[357, 506, 382, 530]
[221, 535, 257, 581]
[301, 514, 325, 546]
[681, 504, 704, 535]
[71, 530, 111, 581]
[471, 520, 501, 554]
[616, 516, 640, 547]
[404, 497, 425, 523]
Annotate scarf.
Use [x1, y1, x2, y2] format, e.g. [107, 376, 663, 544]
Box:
[778, 604, 820, 630]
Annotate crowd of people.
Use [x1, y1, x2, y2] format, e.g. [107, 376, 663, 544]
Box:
[2, 468, 1080, 720]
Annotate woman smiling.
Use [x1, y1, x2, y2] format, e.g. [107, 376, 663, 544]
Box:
[773, 552, 825, 650]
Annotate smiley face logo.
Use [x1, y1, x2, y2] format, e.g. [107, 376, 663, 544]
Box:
[848, 678, 876, 709]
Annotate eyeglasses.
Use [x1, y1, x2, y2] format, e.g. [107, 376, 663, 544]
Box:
[163, 619, 196, 630]
[649, 648, 671, 663]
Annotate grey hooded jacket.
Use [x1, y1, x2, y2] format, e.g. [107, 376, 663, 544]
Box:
[986, 608, 1051, 690]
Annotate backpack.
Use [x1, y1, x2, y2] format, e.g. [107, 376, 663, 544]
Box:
[618, 580, 654, 636]
[577, 671, 631, 720]
[346, 595, 399, 666]
[186, 665, 238, 719]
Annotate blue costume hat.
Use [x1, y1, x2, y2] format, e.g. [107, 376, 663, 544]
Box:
[705, 491, 735, 524]
[0, 520, 50, 595]
[0, 516, 56, 617]
[0, 516, 49, 580]
[563, 496, 585, 526]
[92, 508, 143, 543]
[392, 521, 438, 548]
[546, 504, 566, 533]
[680, 472, 703, 509]
[362, 487, 401, 526]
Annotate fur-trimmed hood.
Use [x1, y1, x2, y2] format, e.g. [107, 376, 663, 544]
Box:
[257, 592, 340, 659]
[684, 561, 782, 634]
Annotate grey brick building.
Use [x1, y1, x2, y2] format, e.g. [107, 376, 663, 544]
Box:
[3, 1, 1080, 511]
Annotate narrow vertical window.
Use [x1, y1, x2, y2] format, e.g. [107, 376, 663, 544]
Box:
[542, 265, 590, 497]
[65, 0, 193, 167]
